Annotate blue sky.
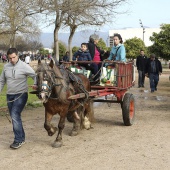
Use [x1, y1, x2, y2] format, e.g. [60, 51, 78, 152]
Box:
[42, 0, 170, 33]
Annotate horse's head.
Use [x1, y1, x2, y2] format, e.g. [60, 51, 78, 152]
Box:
[36, 58, 61, 103]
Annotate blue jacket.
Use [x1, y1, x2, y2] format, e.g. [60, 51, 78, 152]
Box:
[145, 58, 162, 75]
[107, 44, 126, 62]
[62, 55, 69, 62]
[73, 49, 92, 61]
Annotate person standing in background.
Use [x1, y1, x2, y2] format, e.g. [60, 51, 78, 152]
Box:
[62, 51, 70, 62]
[136, 50, 148, 88]
[2, 53, 7, 63]
[0, 48, 37, 149]
[145, 54, 162, 93]
[25, 53, 31, 64]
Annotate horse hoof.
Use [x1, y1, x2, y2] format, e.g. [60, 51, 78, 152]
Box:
[70, 130, 78, 136]
[48, 132, 54, 136]
[83, 116, 91, 130]
[83, 122, 91, 130]
[52, 141, 63, 148]
[48, 127, 57, 136]
[53, 127, 57, 133]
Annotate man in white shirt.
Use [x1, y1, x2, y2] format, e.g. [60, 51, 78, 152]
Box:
[25, 54, 31, 64]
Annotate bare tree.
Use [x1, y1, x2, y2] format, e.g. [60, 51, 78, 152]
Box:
[15, 35, 43, 52]
[39, 0, 128, 61]
[65, 0, 128, 59]
[0, 0, 44, 47]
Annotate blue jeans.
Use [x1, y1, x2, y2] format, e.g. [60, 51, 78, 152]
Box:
[149, 73, 159, 92]
[7, 93, 28, 143]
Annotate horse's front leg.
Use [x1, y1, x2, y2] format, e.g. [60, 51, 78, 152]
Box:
[52, 116, 65, 148]
[44, 109, 57, 136]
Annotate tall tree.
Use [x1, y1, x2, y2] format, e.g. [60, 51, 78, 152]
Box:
[41, 0, 128, 61]
[124, 37, 146, 59]
[149, 24, 170, 60]
[0, 0, 43, 47]
[15, 36, 43, 52]
[97, 38, 107, 51]
[65, 0, 128, 59]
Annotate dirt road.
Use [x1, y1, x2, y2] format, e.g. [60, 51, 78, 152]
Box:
[0, 66, 170, 170]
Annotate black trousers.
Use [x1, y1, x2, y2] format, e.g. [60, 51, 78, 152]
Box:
[138, 70, 145, 87]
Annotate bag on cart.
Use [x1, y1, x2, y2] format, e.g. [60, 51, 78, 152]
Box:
[70, 65, 91, 78]
[100, 67, 117, 86]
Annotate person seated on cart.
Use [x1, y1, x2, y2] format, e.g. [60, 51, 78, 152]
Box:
[62, 51, 70, 62]
[72, 43, 92, 71]
[88, 34, 105, 81]
[106, 33, 126, 68]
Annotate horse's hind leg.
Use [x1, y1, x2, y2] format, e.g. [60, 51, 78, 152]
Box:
[76, 105, 91, 130]
[85, 100, 95, 122]
[70, 110, 80, 136]
[44, 110, 57, 136]
[52, 116, 65, 148]
[82, 100, 94, 129]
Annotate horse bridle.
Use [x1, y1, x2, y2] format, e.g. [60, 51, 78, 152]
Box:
[37, 66, 63, 100]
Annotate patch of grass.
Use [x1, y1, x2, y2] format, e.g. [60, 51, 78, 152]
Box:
[0, 112, 7, 116]
[26, 102, 43, 109]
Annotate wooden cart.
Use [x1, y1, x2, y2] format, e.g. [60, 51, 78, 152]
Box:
[68, 61, 135, 126]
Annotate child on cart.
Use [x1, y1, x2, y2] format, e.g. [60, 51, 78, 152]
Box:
[72, 43, 93, 123]
[105, 33, 126, 68]
[72, 43, 92, 71]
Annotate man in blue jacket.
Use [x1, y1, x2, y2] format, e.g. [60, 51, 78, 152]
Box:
[145, 54, 162, 93]
[73, 43, 92, 70]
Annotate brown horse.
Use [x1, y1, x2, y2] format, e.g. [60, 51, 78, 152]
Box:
[35, 58, 93, 148]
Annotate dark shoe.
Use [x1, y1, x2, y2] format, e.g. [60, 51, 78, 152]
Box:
[155, 88, 157, 91]
[151, 90, 154, 93]
[142, 85, 144, 87]
[138, 86, 141, 88]
[10, 141, 23, 149]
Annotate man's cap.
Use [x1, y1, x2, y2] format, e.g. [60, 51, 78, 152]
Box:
[150, 54, 156, 58]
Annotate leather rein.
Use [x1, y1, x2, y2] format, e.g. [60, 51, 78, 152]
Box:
[36, 64, 64, 100]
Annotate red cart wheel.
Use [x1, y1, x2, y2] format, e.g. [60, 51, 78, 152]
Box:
[122, 93, 135, 126]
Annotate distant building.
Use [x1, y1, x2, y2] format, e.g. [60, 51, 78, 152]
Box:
[44, 48, 53, 54]
[109, 27, 161, 47]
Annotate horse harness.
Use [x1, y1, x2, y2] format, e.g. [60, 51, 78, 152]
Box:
[37, 63, 89, 102]
[66, 67, 89, 100]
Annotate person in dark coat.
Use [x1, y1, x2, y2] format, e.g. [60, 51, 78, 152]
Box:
[73, 43, 92, 70]
[87, 34, 104, 81]
[145, 54, 162, 93]
[136, 50, 148, 88]
[62, 51, 70, 62]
